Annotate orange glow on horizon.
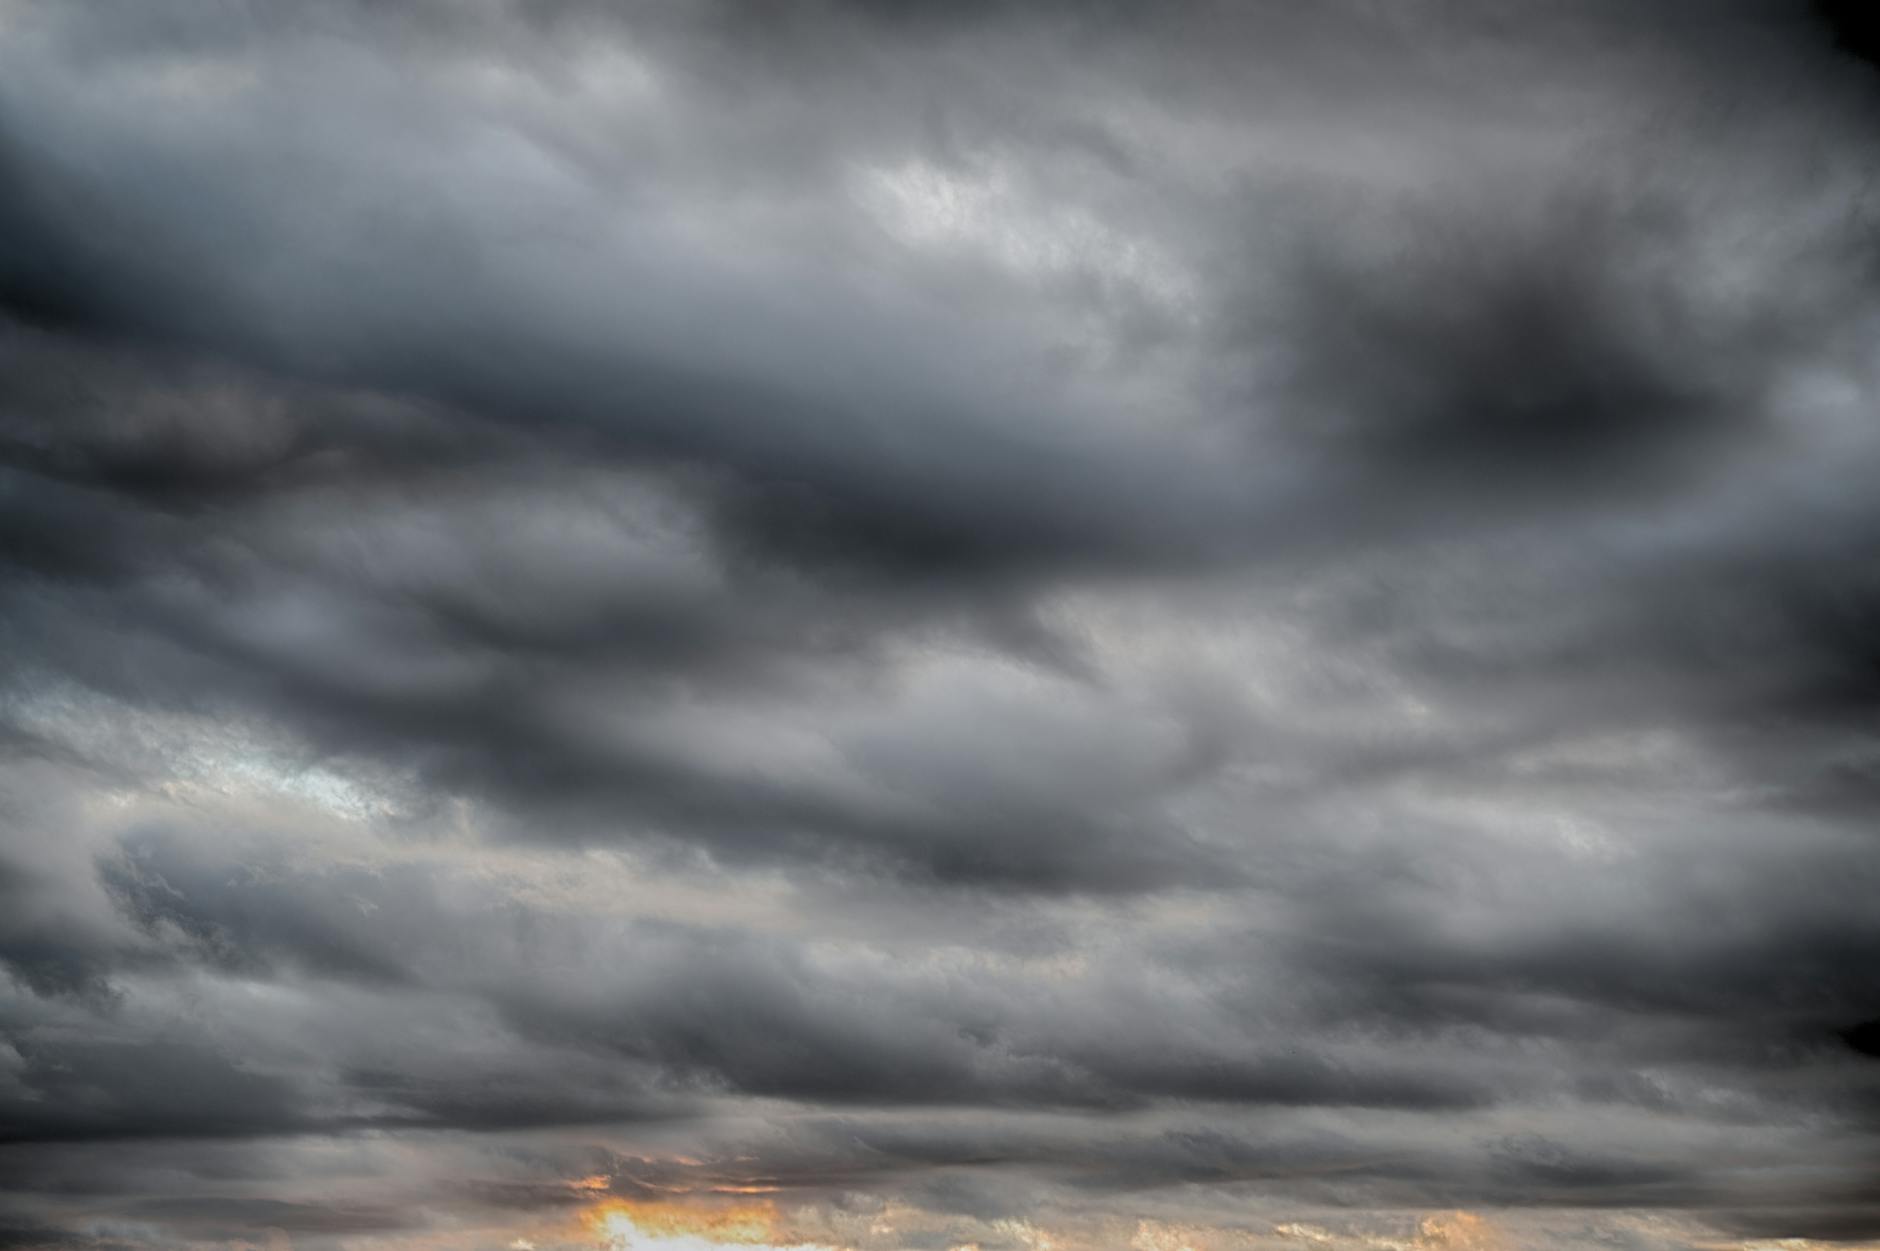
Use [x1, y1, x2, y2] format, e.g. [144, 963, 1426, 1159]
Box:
[579, 1197, 840, 1251]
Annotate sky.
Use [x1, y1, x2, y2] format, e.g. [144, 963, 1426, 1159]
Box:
[2, 2, 1880, 1249]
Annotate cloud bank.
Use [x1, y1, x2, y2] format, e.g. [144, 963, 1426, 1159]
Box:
[3, 2, 1880, 1248]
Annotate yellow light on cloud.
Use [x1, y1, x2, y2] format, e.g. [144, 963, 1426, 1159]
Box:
[582, 1198, 840, 1251]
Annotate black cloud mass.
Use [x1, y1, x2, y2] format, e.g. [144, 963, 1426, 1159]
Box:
[3, 4, 1880, 1250]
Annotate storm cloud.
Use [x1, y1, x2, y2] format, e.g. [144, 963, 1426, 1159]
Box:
[4, 3, 1880, 1249]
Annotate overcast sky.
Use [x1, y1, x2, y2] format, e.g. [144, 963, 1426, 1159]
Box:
[4, 3, 1880, 1250]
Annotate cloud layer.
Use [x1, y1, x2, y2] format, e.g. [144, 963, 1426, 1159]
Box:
[3, 3, 1880, 1249]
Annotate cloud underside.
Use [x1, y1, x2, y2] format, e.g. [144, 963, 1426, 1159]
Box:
[3, 2, 1880, 1248]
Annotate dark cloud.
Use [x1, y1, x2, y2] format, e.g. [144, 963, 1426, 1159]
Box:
[1265, 193, 1768, 490]
[1814, 0, 1880, 71]
[0, 1037, 306, 1145]
[1, 2, 1879, 1249]
[107, 1198, 414, 1239]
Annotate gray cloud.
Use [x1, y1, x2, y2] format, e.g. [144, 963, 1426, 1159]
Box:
[3, 2, 1880, 1249]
